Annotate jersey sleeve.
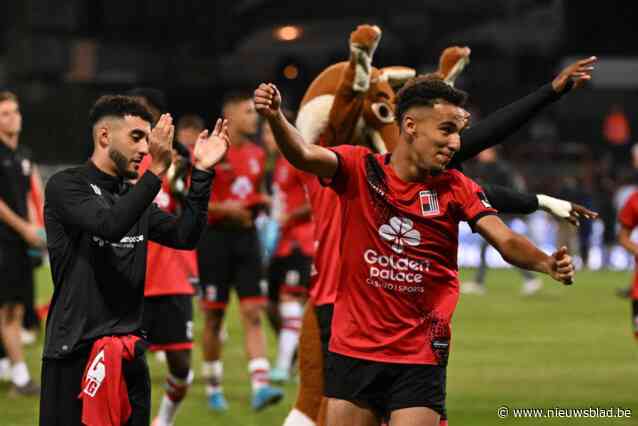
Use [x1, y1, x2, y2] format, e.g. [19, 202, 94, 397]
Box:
[320, 145, 369, 195]
[454, 172, 498, 231]
[619, 192, 638, 229]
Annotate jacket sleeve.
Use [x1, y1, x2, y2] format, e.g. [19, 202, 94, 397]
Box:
[148, 168, 213, 249]
[452, 83, 569, 165]
[44, 170, 161, 242]
[483, 183, 539, 215]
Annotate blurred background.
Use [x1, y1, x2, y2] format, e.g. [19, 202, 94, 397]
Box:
[2, 0, 638, 269]
[2, 2, 638, 425]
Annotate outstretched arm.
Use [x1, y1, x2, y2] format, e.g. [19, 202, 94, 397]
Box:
[476, 214, 574, 285]
[255, 83, 338, 179]
[452, 57, 597, 165]
[483, 184, 598, 225]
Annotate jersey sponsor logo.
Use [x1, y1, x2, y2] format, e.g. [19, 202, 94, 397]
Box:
[92, 234, 144, 248]
[378, 216, 421, 254]
[364, 248, 429, 287]
[419, 190, 440, 217]
[477, 191, 492, 208]
[83, 349, 106, 397]
[230, 176, 254, 199]
[89, 184, 102, 196]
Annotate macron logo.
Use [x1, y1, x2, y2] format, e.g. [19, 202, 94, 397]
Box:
[89, 184, 102, 196]
[379, 216, 420, 254]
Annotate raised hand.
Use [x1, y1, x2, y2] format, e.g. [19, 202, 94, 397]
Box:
[254, 83, 282, 120]
[567, 202, 598, 227]
[148, 113, 175, 177]
[194, 118, 230, 172]
[552, 56, 597, 93]
[548, 246, 574, 285]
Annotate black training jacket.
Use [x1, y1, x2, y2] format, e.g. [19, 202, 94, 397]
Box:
[42, 161, 213, 359]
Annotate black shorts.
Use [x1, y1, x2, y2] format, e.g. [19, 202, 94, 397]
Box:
[324, 351, 446, 419]
[197, 225, 265, 309]
[268, 248, 312, 303]
[142, 295, 193, 351]
[0, 241, 31, 305]
[39, 344, 150, 426]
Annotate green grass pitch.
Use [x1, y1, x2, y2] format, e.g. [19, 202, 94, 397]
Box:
[2, 267, 637, 425]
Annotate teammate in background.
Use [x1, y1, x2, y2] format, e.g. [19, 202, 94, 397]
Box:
[462, 147, 543, 295]
[40, 95, 227, 426]
[0, 90, 44, 395]
[263, 120, 315, 383]
[176, 114, 206, 153]
[198, 92, 283, 411]
[255, 80, 574, 426]
[616, 191, 638, 340]
[129, 89, 200, 426]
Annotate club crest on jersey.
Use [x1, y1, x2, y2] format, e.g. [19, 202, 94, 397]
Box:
[419, 190, 440, 217]
[477, 191, 492, 208]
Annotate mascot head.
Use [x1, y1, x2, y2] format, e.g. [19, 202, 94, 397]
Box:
[295, 25, 470, 153]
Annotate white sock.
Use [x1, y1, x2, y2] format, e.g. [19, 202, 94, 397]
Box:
[248, 357, 270, 393]
[156, 371, 193, 425]
[204, 361, 223, 395]
[283, 408, 316, 426]
[0, 358, 10, 381]
[276, 301, 303, 373]
[11, 361, 30, 387]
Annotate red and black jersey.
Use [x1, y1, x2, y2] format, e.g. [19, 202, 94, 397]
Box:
[324, 145, 496, 365]
[208, 141, 266, 224]
[272, 156, 314, 258]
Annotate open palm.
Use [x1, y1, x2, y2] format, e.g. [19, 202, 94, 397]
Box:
[194, 118, 230, 172]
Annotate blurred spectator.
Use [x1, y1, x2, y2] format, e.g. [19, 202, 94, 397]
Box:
[176, 114, 205, 153]
[557, 176, 593, 268]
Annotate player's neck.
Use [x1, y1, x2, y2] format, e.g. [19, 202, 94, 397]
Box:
[0, 131, 18, 150]
[90, 151, 119, 178]
[230, 129, 248, 147]
[391, 141, 432, 183]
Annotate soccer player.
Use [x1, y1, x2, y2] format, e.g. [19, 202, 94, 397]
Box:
[40, 95, 228, 426]
[283, 58, 596, 426]
[263, 120, 315, 383]
[0, 90, 44, 396]
[255, 79, 574, 426]
[198, 92, 283, 411]
[617, 191, 638, 340]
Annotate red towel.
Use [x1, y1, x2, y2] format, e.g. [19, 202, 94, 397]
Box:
[78, 335, 140, 426]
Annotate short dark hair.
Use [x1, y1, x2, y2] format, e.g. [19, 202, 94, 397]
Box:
[0, 91, 18, 104]
[127, 87, 167, 112]
[88, 95, 154, 129]
[222, 90, 253, 109]
[177, 114, 205, 131]
[395, 75, 468, 124]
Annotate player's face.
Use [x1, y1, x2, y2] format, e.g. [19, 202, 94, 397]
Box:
[0, 100, 22, 135]
[177, 127, 200, 147]
[107, 115, 151, 179]
[227, 99, 258, 137]
[407, 102, 467, 173]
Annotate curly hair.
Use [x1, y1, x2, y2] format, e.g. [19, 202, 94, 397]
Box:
[395, 75, 468, 124]
[88, 95, 154, 128]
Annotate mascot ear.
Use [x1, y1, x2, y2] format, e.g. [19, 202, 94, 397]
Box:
[378, 66, 416, 89]
[437, 46, 471, 87]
